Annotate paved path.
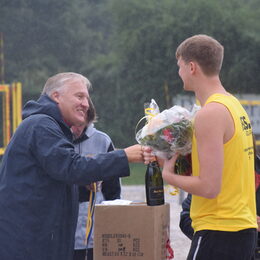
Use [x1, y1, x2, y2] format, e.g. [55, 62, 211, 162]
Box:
[121, 185, 191, 260]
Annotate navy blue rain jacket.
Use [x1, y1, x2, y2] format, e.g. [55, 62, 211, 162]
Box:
[0, 94, 130, 260]
[179, 193, 194, 239]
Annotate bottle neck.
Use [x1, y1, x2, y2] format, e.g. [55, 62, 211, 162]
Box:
[150, 156, 157, 163]
[148, 158, 159, 167]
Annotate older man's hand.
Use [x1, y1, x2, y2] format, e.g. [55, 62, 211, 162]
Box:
[124, 144, 154, 164]
[142, 146, 155, 164]
[124, 144, 143, 163]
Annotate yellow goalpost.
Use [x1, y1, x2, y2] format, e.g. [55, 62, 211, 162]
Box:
[0, 82, 22, 155]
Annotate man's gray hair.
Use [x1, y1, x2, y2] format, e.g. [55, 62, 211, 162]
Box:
[42, 72, 92, 96]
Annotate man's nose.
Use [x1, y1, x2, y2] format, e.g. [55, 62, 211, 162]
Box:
[81, 97, 89, 108]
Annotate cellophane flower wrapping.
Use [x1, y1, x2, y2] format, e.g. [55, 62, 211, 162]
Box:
[136, 99, 200, 164]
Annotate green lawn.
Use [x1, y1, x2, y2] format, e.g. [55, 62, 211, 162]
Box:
[121, 162, 172, 187]
[121, 163, 146, 185]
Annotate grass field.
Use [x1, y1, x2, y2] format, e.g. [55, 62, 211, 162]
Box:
[121, 163, 146, 185]
[122, 162, 172, 187]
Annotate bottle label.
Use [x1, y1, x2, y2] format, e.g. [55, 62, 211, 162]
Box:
[149, 187, 164, 200]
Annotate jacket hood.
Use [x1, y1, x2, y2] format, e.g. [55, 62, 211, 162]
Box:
[22, 94, 72, 137]
[23, 94, 61, 121]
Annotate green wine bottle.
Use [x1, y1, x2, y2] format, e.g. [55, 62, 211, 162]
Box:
[145, 159, 165, 206]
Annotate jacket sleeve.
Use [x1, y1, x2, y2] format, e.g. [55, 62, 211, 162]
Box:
[31, 117, 130, 185]
[102, 142, 121, 200]
[179, 193, 194, 240]
[255, 155, 260, 215]
[256, 155, 260, 175]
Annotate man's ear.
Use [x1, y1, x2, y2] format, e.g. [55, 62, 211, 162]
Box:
[51, 91, 60, 104]
[189, 61, 196, 74]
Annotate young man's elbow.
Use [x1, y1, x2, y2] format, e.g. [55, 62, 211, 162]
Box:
[203, 187, 220, 199]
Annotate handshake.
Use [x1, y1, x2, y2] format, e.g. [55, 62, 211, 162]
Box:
[124, 144, 154, 164]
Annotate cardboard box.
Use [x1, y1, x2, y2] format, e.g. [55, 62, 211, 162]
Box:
[94, 203, 170, 260]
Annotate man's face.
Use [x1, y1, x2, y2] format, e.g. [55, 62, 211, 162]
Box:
[177, 58, 192, 91]
[52, 81, 89, 126]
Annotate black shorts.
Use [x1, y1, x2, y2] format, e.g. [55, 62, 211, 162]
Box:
[187, 228, 257, 260]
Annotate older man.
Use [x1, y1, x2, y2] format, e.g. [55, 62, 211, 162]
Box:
[0, 72, 144, 260]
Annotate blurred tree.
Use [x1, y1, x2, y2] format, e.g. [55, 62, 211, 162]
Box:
[0, 0, 259, 146]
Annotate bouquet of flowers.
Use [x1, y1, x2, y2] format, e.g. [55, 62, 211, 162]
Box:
[136, 99, 199, 175]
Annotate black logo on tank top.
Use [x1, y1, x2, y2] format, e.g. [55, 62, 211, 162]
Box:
[240, 116, 251, 131]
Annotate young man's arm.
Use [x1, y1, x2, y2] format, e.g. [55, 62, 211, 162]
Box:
[162, 103, 233, 198]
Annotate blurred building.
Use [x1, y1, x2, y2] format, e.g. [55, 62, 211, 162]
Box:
[172, 94, 260, 151]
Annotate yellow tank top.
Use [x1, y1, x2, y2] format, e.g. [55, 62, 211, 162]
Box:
[191, 93, 257, 232]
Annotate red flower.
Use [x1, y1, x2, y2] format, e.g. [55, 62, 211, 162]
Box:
[162, 128, 174, 143]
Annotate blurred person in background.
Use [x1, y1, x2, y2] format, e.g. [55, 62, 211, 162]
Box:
[72, 97, 121, 260]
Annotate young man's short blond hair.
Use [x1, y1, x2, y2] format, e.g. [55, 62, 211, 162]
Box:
[176, 34, 224, 76]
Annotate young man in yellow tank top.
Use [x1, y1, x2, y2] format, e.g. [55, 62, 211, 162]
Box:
[162, 35, 257, 259]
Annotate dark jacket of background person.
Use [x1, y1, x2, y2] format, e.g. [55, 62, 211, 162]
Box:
[179, 193, 194, 240]
[0, 94, 130, 260]
[255, 154, 260, 215]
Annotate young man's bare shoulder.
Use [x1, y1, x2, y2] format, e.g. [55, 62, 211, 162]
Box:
[197, 102, 229, 119]
[195, 103, 219, 121]
[195, 102, 232, 133]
